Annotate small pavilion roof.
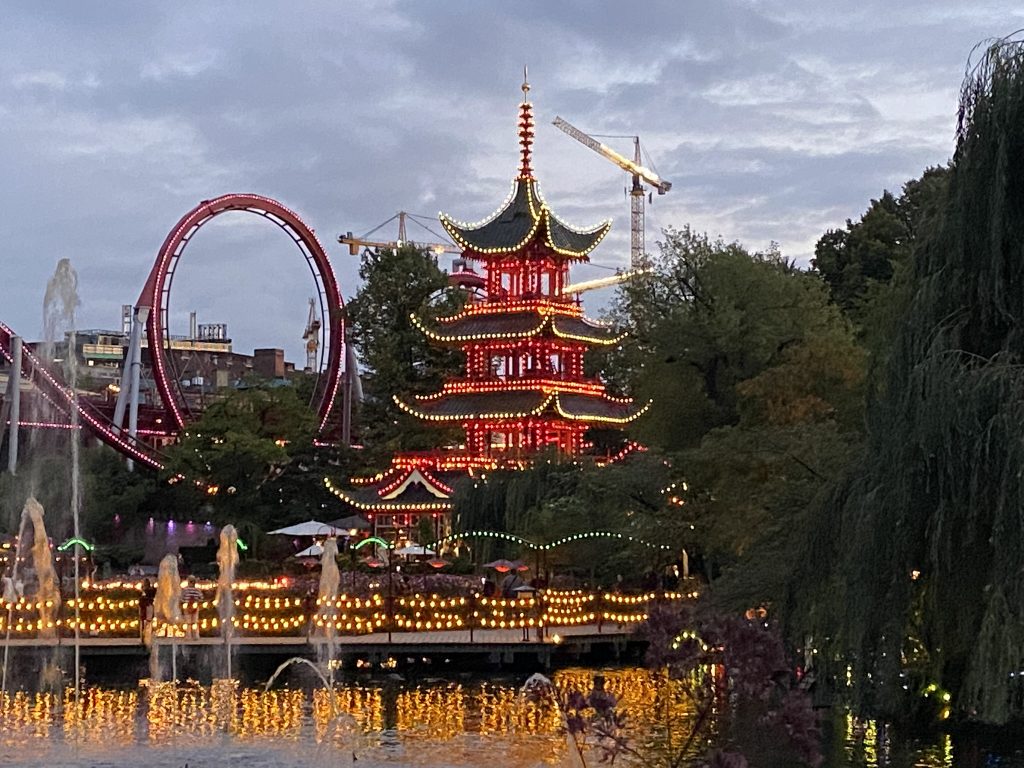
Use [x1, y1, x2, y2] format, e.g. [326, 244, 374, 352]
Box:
[324, 465, 463, 513]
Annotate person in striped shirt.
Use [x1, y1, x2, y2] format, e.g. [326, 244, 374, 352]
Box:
[181, 576, 203, 639]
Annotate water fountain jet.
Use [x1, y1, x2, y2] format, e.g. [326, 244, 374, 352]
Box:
[215, 525, 238, 679]
[151, 554, 182, 682]
[264, 656, 357, 764]
[315, 537, 340, 678]
[24, 498, 61, 639]
[40, 259, 83, 700]
[1, 498, 61, 697]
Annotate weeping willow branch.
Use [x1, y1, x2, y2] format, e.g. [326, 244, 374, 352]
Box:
[793, 36, 1024, 724]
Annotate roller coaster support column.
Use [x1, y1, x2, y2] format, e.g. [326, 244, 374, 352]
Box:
[112, 306, 149, 471]
[341, 337, 361, 447]
[5, 336, 21, 474]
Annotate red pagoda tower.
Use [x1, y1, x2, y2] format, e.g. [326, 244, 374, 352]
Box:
[325, 79, 648, 539]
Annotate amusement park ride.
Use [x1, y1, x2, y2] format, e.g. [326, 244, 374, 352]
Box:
[0, 77, 667, 492]
[0, 194, 347, 472]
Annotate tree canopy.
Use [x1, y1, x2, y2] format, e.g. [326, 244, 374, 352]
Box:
[161, 384, 333, 541]
[345, 244, 464, 463]
[812, 167, 949, 339]
[601, 228, 866, 597]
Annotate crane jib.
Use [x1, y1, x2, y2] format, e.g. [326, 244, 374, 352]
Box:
[552, 117, 670, 192]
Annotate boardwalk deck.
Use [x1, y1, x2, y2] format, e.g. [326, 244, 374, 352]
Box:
[1, 625, 640, 670]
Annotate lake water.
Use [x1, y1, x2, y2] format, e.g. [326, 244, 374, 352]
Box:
[0, 667, 1020, 767]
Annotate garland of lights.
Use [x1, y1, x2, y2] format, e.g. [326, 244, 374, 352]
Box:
[324, 477, 453, 513]
[428, 529, 673, 552]
[0, 583, 698, 638]
[393, 391, 645, 426]
[410, 308, 624, 346]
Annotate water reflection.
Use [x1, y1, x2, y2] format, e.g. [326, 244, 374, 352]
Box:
[0, 669, 673, 767]
[0, 669, 1018, 767]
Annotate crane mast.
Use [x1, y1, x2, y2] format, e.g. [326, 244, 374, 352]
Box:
[553, 116, 671, 269]
[630, 136, 645, 269]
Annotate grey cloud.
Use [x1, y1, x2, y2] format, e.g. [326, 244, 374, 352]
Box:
[1, 0, 1017, 361]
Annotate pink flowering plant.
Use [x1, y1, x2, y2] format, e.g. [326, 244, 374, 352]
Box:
[526, 601, 822, 768]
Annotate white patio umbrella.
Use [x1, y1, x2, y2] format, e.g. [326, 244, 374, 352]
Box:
[393, 544, 435, 557]
[267, 520, 338, 537]
[294, 543, 324, 558]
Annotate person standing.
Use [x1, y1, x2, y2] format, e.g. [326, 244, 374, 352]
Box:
[302, 585, 317, 637]
[180, 577, 203, 640]
[138, 578, 156, 642]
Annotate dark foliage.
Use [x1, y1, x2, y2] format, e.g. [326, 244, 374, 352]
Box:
[791, 36, 1024, 724]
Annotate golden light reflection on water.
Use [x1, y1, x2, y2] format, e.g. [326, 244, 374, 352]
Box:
[842, 711, 956, 768]
[0, 668, 696, 766]
[0, 671, 991, 767]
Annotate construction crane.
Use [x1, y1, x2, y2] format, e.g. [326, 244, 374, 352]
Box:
[339, 211, 460, 256]
[552, 117, 671, 269]
[303, 298, 320, 373]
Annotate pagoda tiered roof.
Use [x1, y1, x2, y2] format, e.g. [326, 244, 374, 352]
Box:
[324, 77, 649, 521]
[410, 303, 626, 346]
[394, 385, 648, 425]
[439, 169, 609, 259]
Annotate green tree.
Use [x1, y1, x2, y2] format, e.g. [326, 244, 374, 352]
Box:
[604, 227, 865, 600]
[345, 245, 464, 463]
[792, 40, 1024, 724]
[609, 227, 862, 445]
[82, 447, 153, 539]
[161, 384, 318, 532]
[812, 167, 949, 334]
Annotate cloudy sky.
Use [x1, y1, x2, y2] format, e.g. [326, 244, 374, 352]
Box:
[2, 1, 1021, 364]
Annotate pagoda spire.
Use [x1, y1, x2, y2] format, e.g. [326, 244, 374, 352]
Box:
[517, 67, 535, 180]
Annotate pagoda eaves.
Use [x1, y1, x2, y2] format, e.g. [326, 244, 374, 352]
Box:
[409, 305, 626, 346]
[440, 178, 611, 259]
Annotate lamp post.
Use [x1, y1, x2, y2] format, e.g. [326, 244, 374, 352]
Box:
[352, 536, 395, 642]
[386, 546, 395, 643]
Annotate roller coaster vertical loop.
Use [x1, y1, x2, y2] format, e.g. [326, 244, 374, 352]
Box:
[136, 193, 345, 435]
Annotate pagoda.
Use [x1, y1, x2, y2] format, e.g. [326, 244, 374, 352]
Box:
[325, 78, 648, 539]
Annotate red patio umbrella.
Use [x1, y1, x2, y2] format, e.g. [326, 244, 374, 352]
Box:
[483, 559, 517, 573]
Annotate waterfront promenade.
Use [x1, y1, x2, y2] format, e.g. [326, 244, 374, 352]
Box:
[3, 624, 627, 648]
[3, 625, 638, 671]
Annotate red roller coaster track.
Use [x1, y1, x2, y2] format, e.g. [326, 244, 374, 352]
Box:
[1, 194, 345, 470]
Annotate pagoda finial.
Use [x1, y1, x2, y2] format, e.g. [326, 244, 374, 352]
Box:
[517, 67, 535, 180]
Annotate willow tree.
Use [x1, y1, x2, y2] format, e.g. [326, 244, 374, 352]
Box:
[793, 38, 1024, 723]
